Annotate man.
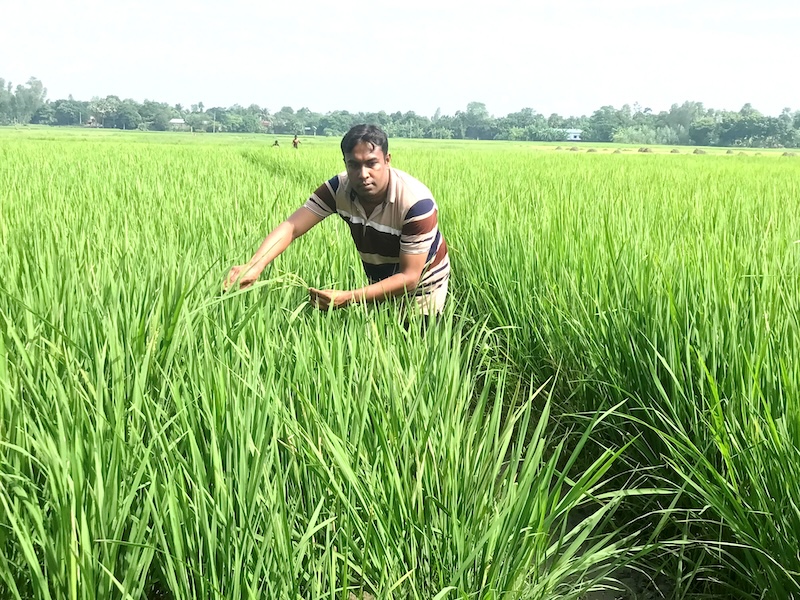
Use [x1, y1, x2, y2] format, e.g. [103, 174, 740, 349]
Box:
[224, 124, 450, 315]
[292, 135, 301, 149]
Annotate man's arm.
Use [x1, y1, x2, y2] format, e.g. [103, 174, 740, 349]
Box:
[225, 207, 323, 290]
[309, 251, 426, 309]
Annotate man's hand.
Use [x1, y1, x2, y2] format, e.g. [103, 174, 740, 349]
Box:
[309, 288, 352, 310]
[224, 264, 261, 291]
[222, 208, 325, 293]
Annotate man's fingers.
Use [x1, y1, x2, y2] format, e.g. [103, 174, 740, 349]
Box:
[223, 272, 236, 290]
[223, 266, 245, 292]
[308, 288, 328, 310]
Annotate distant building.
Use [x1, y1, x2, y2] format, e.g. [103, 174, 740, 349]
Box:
[564, 128, 583, 141]
[168, 118, 189, 131]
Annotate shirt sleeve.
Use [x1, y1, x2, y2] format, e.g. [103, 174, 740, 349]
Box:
[303, 175, 339, 218]
[401, 198, 438, 255]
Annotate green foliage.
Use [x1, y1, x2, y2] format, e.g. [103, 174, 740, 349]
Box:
[1, 131, 799, 598]
[2, 73, 799, 148]
[446, 144, 800, 597]
[0, 132, 676, 599]
[12, 78, 47, 124]
[612, 125, 682, 145]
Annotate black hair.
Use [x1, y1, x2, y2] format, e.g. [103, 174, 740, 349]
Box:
[340, 124, 389, 157]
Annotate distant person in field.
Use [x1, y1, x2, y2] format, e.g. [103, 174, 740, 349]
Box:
[292, 134, 301, 149]
[224, 124, 450, 315]
[272, 139, 280, 147]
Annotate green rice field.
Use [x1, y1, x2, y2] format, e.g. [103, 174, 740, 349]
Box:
[1, 128, 799, 599]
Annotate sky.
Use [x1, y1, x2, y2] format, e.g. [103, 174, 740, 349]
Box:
[2, 0, 798, 118]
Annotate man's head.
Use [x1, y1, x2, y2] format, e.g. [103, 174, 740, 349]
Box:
[341, 124, 391, 202]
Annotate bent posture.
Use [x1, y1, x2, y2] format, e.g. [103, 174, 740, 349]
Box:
[224, 124, 450, 314]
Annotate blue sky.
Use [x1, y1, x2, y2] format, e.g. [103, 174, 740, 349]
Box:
[2, 0, 797, 117]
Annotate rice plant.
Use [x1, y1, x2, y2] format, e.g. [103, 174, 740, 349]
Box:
[1, 128, 798, 598]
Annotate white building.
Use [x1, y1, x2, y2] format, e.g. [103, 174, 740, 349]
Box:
[168, 118, 189, 131]
[564, 129, 583, 141]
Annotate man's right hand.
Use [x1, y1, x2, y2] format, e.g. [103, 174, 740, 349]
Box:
[224, 264, 260, 291]
[222, 207, 324, 293]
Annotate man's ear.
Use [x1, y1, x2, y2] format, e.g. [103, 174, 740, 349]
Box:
[385, 152, 391, 164]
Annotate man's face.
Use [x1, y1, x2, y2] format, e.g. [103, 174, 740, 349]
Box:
[344, 141, 391, 202]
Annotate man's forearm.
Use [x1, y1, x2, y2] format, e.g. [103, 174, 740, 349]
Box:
[345, 272, 421, 305]
[247, 221, 294, 273]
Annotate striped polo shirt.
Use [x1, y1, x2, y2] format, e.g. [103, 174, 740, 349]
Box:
[303, 167, 450, 313]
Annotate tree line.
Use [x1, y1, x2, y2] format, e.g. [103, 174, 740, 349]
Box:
[2, 76, 799, 148]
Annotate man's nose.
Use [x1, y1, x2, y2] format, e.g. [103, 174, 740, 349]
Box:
[359, 166, 370, 180]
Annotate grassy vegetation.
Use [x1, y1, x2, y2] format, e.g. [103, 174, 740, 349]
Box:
[0, 129, 798, 598]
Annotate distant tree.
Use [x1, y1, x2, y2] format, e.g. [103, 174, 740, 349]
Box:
[205, 107, 227, 132]
[184, 111, 208, 131]
[715, 106, 773, 147]
[139, 100, 173, 131]
[271, 106, 298, 133]
[89, 95, 121, 127]
[296, 106, 320, 134]
[31, 102, 57, 125]
[425, 125, 453, 139]
[239, 114, 264, 133]
[362, 111, 391, 128]
[53, 99, 81, 125]
[586, 105, 632, 142]
[463, 101, 494, 139]
[318, 110, 355, 137]
[500, 108, 543, 131]
[2, 72, 796, 148]
[547, 113, 566, 129]
[562, 115, 590, 131]
[13, 77, 47, 123]
[113, 101, 143, 130]
[501, 126, 527, 141]
[466, 101, 488, 120]
[394, 111, 430, 138]
[689, 117, 717, 146]
[222, 112, 243, 132]
[427, 114, 456, 138]
[777, 108, 796, 147]
[525, 125, 565, 142]
[449, 111, 467, 139]
[659, 101, 705, 140]
[0, 79, 13, 124]
[613, 125, 681, 145]
[258, 106, 271, 126]
[739, 103, 759, 118]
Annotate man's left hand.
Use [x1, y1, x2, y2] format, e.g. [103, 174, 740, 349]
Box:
[309, 288, 352, 310]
